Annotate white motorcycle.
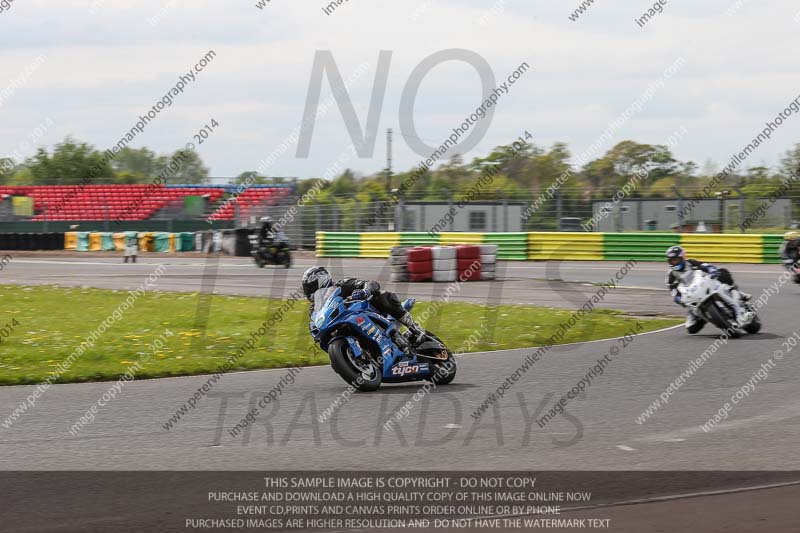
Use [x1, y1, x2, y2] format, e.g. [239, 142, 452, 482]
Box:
[678, 270, 761, 337]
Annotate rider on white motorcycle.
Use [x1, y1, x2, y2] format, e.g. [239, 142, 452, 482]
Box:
[665, 246, 753, 333]
[779, 230, 800, 270]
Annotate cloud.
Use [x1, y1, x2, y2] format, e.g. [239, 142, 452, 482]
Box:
[1, 0, 799, 178]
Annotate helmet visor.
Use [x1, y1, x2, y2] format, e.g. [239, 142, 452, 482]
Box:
[667, 256, 683, 266]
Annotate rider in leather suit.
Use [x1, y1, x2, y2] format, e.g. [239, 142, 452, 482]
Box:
[779, 230, 800, 270]
[302, 266, 427, 345]
[665, 245, 752, 333]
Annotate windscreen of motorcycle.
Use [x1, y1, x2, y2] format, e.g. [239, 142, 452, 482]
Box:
[678, 268, 698, 285]
[313, 286, 341, 321]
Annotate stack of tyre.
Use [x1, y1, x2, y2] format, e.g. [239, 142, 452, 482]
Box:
[479, 244, 498, 280]
[455, 245, 481, 281]
[389, 244, 498, 282]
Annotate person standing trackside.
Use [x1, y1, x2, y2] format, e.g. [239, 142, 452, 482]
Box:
[124, 232, 139, 263]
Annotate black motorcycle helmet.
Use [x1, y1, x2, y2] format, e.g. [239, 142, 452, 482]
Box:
[666, 245, 686, 271]
[302, 266, 332, 300]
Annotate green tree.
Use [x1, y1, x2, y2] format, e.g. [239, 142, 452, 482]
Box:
[111, 147, 165, 181]
[233, 171, 270, 184]
[780, 143, 800, 178]
[164, 149, 210, 184]
[0, 158, 15, 184]
[328, 169, 358, 196]
[25, 137, 113, 184]
[582, 141, 679, 193]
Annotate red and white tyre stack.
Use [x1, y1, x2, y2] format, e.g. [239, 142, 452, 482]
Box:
[388, 243, 498, 283]
[406, 246, 434, 282]
[389, 246, 410, 282]
[431, 246, 457, 282]
[456, 245, 482, 281]
[479, 244, 498, 280]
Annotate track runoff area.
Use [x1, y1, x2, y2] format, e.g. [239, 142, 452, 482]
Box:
[1, 255, 799, 532]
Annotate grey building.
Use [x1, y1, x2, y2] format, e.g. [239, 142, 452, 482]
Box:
[590, 197, 793, 232]
[398, 201, 526, 233]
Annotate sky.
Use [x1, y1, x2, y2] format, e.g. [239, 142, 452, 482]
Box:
[2, 0, 800, 181]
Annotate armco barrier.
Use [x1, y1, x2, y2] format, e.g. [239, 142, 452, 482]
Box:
[604, 233, 678, 262]
[483, 232, 528, 260]
[315, 232, 360, 257]
[762, 234, 784, 264]
[314, 232, 790, 264]
[439, 232, 483, 246]
[399, 233, 440, 247]
[360, 232, 400, 258]
[528, 232, 604, 261]
[679, 234, 763, 264]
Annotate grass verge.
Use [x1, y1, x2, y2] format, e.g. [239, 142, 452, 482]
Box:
[0, 285, 680, 385]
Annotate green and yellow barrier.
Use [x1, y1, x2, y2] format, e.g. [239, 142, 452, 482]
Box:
[179, 232, 196, 251]
[528, 232, 604, 261]
[484, 233, 528, 260]
[762, 234, 785, 264]
[113, 232, 127, 251]
[315, 232, 361, 257]
[88, 233, 102, 251]
[399, 233, 440, 247]
[76, 232, 90, 252]
[315, 232, 792, 264]
[680, 234, 763, 264]
[440, 232, 483, 245]
[64, 232, 78, 250]
[59, 231, 194, 253]
[604, 233, 679, 262]
[360, 232, 400, 258]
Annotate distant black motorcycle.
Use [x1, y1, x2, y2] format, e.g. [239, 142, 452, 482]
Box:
[248, 233, 291, 268]
[790, 264, 800, 285]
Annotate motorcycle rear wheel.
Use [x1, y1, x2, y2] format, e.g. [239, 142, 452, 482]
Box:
[328, 338, 381, 392]
[743, 314, 761, 334]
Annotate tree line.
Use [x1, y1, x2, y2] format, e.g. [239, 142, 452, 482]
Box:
[3, 135, 800, 208]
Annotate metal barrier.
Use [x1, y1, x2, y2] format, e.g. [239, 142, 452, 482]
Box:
[316, 231, 789, 264]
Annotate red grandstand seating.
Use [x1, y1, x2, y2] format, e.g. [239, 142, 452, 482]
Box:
[0, 185, 290, 221]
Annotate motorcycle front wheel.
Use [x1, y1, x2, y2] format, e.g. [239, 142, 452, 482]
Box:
[423, 332, 457, 385]
[702, 299, 741, 338]
[328, 338, 381, 392]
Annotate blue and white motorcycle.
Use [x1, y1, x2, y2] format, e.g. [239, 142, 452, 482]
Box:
[309, 286, 457, 391]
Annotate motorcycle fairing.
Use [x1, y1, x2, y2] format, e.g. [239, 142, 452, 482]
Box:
[310, 287, 435, 381]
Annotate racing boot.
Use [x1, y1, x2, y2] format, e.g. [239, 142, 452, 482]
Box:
[399, 312, 426, 348]
[731, 288, 751, 302]
[719, 287, 754, 326]
[685, 310, 706, 334]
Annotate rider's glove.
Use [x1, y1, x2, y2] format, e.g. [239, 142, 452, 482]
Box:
[673, 293, 682, 305]
[707, 268, 720, 279]
[351, 289, 371, 301]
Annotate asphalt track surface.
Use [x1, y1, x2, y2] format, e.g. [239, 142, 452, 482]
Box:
[1, 254, 800, 530]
